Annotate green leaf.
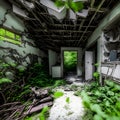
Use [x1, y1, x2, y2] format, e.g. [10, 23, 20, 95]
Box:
[94, 63, 99, 67]
[115, 101, 120, 110]
[39, 106, 49, 120]
[93, 114, 103, 120]
[112, 84, 120, 92]
[39, 113, 45, 120]
[69, 1, 84, 12]
[53, 91, 64, 99]
[1, 63, 10, 67]
[55, 0, 65, 7]
[105, 80, 115, 88]
[105, 100, 110, 107]
[66, 97, 70, 103]
[9, 63, 17, 67]
[107, 91, 114, 96]
[90, 104, 106, 118]
[107, 116, 120, 120]
[93, 72, 99, 78]
[81, 90, 91, 108]
[0, 78, 12, 84]
[53, 80, 66, 87]
[94, 90, 101, 97]
[41, 106, 49, 114]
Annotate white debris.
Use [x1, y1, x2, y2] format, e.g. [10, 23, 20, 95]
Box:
[48, 89, 84, 120]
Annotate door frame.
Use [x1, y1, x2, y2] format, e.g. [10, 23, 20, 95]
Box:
[61, 47, 82, 77]
[63, 50, 78, 76]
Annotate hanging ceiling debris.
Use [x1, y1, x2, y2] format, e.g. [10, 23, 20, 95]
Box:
[7, 0, 119, 52]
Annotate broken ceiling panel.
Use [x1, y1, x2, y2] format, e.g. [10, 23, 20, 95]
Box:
[69, 9, 76, 20]
[19, 0, 34, 9]
[40, 0, 67, 20]
[47, 7, 67, 20]
[40, 0, 89, 20]
[76, 9, 89, 18]
[7, 0, 119, 51]
[13, 5, 28, 18]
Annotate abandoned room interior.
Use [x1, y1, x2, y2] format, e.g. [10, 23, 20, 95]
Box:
[0, 0, 120, 120]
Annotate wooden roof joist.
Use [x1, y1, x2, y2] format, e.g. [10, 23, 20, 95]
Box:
[34, 29, 91, 33]
[35, 35, 87, 38]
[41, 39, 86, 42]
[48, 24, 97, 28]
[7, 0, 119, 50]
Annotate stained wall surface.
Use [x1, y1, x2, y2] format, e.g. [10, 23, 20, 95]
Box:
[0, 0, 45, 80]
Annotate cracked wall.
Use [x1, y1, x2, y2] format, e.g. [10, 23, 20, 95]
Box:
[0, 0, 45, 80]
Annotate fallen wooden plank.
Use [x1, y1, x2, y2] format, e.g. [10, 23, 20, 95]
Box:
[0, 102, 21, 109]
[25, 101, 53, 115]
[34, 96, 53, 107]
[39, 96, 53, 103]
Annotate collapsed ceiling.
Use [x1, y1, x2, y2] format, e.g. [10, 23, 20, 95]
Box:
[7, 0, 119, 52]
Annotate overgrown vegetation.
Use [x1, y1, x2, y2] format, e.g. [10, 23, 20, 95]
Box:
[0, 60, 67, 119]
[0, 62, 64, 103]
[0, 61, 66, 103]
[81, 80, 120, 120]
[53, 0, 84, 12]
[64, 51, 77, 72]
[27, 63, 66, 88]
[93, 63, 100, 82]
[24, 106, 50, 120]
[53, 91, 64, 99]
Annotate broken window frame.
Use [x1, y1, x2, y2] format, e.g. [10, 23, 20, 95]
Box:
[0, 27, 21, 45]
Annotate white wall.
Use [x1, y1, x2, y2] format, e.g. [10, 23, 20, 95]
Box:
[48, 49, 58, 75]
[0, 0, 45, 80]
[86, 3, 120, 83]
[0, 0, 24, 31]
[86, 3, 120, 48]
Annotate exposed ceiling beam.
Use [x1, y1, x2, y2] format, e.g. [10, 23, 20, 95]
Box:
[48, 24, 97, 28]
[90, 0, 95, 8]
[35, 35, 87, 38]
[40, 39, 86, 42]
[89, 7, 108, 13]
[34, 29, 92, 33]
[77, 0, 106, 46]
[74, 19, 85, 46]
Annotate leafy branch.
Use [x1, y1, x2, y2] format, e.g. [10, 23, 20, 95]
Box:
[52, 0, 84, 12]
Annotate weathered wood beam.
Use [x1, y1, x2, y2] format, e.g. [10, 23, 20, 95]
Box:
[34, 29, 91, 33]
[25, 102, 53, 115]
[48, 24, 97, 28]
[74, 19, 85, 46]
[90, 0, 95, 8]
[89, 7, 108, 13]
[35, 35, 87, 38]
[40, 39, 85, 42]
[77, 0, 106, 45]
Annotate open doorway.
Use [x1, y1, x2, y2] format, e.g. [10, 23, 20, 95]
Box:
[63, 51, 78, 76]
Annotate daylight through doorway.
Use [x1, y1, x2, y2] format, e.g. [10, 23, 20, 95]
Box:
[63, 51, 77, 76]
